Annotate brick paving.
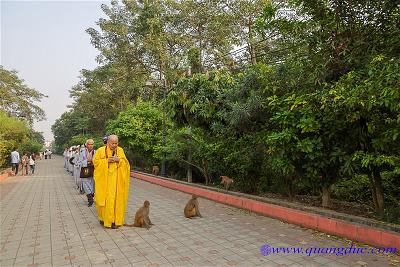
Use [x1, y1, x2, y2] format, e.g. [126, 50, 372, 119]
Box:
[1, 156, 398, 267]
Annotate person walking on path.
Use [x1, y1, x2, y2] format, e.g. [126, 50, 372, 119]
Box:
[78, 139, 96, 207]
[93, 135, 130, 229]
[10, 149, 20, 175]
[63, 148, 68, 169]
[21, 153, 29, 176]
[72, 146, 83, 193]
[29, 153, 36, 175]
[67, 147, 74, 175]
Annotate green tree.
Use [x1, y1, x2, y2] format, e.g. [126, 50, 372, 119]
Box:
[228, 0, 270, 65]
[326, 55, 400, 213]
[106, 101, 165, 168]
[51, 110, 92, 153]
[0, 66, 46, 124]
[0, 111, 44, 167]
[172, 0, 236, 69]
[252, 0, 400, 209]
[0, 111, 29, 166]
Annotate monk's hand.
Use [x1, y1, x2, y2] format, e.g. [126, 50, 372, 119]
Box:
[108, 156, 120, 163]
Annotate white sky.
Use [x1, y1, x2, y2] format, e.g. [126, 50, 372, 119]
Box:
[1, 0, 108, 141]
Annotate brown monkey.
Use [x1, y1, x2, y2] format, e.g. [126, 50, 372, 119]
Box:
[152, 165, 160, 176]
[184, 195, 202, 218]
[124, 200, 153, 229]
[220, 176, 233, 190]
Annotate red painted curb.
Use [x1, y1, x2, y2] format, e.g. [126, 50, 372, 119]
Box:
[131, 171, 400, 250]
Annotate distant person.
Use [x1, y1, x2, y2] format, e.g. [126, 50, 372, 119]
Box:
[63, 148, 68, 169]
[29, 153, 36, 175]
[44, 149, 48, 159]
[67, 147, 74, 174]
[93, 135, 130, 229]
[10, 149, 20, 175]
[71, 146, 82, 193]
[48, 150, 52, 159]
[21, 153, 29, 175]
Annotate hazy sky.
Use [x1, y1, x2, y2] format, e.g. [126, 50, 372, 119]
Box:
[1, 0, 108, 141]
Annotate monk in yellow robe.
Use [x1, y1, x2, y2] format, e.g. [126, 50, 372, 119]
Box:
[93, 135, 130, 228]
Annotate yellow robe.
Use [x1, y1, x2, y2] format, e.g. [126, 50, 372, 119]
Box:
[93, 145, 130, 227]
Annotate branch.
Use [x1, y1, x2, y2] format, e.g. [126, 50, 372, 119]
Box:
[178, 158, 206, 177]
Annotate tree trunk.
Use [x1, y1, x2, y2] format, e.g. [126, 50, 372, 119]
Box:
[321, 184, 332, 208]
[202, 159, 209, 185]
[250, 44, 257, 65]
[187, 149, 192, 183]
[160, 61, 167, 177]
[248, 18, 257, 65]
[187, 127, 192, 183]
[372, 169, 385, 214]
[368, 174, 379, 210]
[287, 176, 294, 201]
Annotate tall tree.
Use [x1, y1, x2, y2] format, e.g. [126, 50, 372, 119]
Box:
[228, 0, 270, 65]
[0, 111, 44, 167]
[255, 0, 400, 209]
[51, 110, 91, 152]
[171, 0, 236, 70]
[0, 67, 46, 124]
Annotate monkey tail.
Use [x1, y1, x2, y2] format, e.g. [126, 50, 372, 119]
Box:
[123, 224, 135, 227]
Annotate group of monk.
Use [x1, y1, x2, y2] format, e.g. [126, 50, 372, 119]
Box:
[64, 134, 206, 230]
[64, 135, 130, 229]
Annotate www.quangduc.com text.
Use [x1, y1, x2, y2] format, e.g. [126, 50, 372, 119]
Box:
[260, 243, 397, 256]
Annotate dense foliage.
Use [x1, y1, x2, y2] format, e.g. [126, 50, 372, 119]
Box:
[0, 67, 46, 124]
[0, 110, 45, 167]
[0, 67, 46, 167]
[53, 0, 400, 223]
[106, 101, 165, 168]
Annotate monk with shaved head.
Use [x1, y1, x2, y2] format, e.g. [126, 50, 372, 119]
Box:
[93, 135, 130, 229]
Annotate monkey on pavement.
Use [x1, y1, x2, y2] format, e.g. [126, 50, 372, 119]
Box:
[124, 200, 153, 229]
[184, 195, 202, 219]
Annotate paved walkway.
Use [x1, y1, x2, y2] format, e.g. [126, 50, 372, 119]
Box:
[0, 156, 398, 267]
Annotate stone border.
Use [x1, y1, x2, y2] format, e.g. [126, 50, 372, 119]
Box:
[131, 171, 400, 250]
